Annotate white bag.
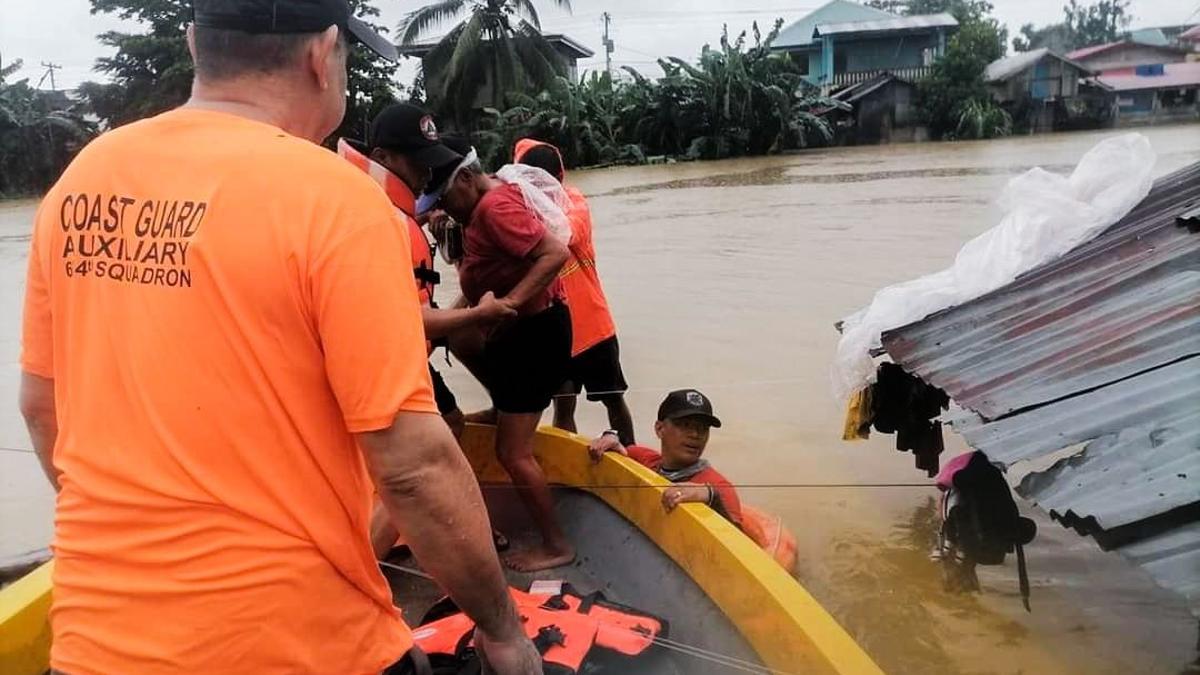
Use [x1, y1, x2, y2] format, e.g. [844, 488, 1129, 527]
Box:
[831, 133, 1157, 402]
[495, 164, 573, 244]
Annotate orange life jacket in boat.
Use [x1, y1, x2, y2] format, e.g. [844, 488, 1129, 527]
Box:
[413, 586, 666, 675]
[741, 505, 799, 575]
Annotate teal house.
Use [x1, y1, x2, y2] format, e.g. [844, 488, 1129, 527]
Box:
[770, 0, 958, 88]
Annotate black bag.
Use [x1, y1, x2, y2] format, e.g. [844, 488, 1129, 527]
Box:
[941, 451, 1037, 610]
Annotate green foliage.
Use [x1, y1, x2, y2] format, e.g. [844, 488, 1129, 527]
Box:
[952, 98, 1011, 139]
[76, 0, 193, 128]
[470, 20, 838, 170]
[1063, 0, 1132, 48]
[1013, 1, 1132, 53]
[1012, 22, 1075, 52]
[78, 0, 399, 142]
[333, 0, 403, 144]
[399, 0, 571, 127]
[917, 11, 1007, 139]
[0, 60, 97, 196]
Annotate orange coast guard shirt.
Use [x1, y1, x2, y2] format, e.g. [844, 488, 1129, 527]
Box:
[561, 187, 616, 356]
[20, 108, 437, 675]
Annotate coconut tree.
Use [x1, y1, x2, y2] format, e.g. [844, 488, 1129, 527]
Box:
[399, 0, 572, 126]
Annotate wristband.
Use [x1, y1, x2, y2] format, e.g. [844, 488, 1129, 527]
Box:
[601, 429, 620, 438]
[706, 484, 714, 505]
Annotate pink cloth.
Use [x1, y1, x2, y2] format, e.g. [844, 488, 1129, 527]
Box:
[936, 451, 975, 491]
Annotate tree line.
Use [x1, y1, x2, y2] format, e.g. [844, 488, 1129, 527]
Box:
[1, 0, 1137, 197]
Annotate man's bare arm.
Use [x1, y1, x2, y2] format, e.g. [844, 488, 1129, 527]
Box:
[356, 412, 526, 643]
[502, 234, 569, 311]
[19, 372, 59, 492]
[422, 291, 515, 339]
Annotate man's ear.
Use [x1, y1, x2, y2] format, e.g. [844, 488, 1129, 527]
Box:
[654, 420, 665, 440]
[186, 24, 198, 65]
[308, 25, 341, 90]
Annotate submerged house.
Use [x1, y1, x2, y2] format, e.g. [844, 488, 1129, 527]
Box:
[770, 0, 957, 89]
[984, 48, 1096, 132]
[876, 162, 1200, 616]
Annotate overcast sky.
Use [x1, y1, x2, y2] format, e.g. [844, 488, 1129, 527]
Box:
[2, 0, 1196, 90]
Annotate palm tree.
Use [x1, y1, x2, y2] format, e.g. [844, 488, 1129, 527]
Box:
[399, 0, 573, 126]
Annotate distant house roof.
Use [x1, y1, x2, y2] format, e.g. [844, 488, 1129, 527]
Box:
[771, 0, 896, 50]
[395, 33, 594, 60]
[1097, 61, 1200, 91]
[985, 48, 1093, 82]
[1067, 39, 1189, 62]
[1181, 24, 1200, 42]
[814, 12, 957, 39]
[1127, 27, 1169, 46]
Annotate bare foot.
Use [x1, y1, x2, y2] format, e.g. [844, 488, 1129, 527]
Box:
[464, 408, 498, 424]
[503, 544, 576, 572]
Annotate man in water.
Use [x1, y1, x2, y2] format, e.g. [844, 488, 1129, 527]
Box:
[588, 389, 742, 527]
[420, 147, 575, 572]
[513, 139, 636, 447]
[18, 1, 537, 672]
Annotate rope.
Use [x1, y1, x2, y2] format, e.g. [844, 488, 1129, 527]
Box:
[551, 376, 810, 399]
[0, 446, 930, 490]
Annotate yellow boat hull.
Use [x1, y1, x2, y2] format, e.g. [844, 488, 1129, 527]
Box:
[0, 426, 881, 674]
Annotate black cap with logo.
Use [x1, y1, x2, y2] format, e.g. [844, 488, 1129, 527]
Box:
[657, 389, 722, 428]
[192, 0, 399, 62]
[367, 102, 462, 169]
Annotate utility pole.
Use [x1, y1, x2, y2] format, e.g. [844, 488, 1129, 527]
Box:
[38, 61, 61, 91]
[601, 12, 613, 76]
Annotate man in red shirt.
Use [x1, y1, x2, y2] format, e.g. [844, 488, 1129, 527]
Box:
[420, 147, 575, 572]
[512, 140, 636, 447]
[588, 390, 742, 527]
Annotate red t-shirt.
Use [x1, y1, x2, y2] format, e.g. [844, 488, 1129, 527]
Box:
[625, 445, 743, 527]
[460, 183, 564, 315]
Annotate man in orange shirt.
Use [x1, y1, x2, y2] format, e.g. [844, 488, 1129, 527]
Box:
[513, 140, 635, 446]
[18, 1, 537, 673]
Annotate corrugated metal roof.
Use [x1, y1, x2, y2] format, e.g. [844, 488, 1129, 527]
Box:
[771, 0, 896, 49]
[880, 160, 1200, 611]
[814, 13, 958, 38]
[985, 48, 1095, 82]
[1099, 62, 1200, 92]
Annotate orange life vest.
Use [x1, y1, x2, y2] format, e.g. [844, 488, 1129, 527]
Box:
[413, 586, 665, 674]
[741, 505, 799, 575]
[337, 138, 438, 307]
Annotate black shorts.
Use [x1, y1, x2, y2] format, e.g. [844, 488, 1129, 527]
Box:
[481, 302, 572, 414]
[428, 364, 458, 415]
[563, 335, 628, 401]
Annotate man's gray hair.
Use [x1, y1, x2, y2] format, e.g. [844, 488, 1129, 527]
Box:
[192, 25, 346, 81]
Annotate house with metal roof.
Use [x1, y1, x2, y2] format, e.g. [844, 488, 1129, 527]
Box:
[1098, 61, 1200, 124]
[1067, 40, 1189, 74]
[984, 48, 1098, 132]
[877, 161, 1200, 617]
[770, 0, 957, 88]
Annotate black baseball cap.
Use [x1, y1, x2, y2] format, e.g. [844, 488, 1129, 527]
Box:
[657, 389, 722, 428]
[192, 0, 399, 62]
[368, 103, 461, 169]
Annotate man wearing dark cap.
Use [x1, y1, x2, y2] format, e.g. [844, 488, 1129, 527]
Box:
[587, 390, 743, 527]
[19, 2, 537, 673]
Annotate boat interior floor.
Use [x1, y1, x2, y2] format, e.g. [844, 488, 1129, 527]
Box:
[380, 485, 764, 675]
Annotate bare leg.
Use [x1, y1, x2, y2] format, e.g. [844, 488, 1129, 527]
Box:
[494, 411, 574, 572]
[552, 389, 578, 434]
[601, 395, 636, 446]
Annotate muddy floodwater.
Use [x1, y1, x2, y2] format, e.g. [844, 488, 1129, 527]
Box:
[3, 126, 1199, 673]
